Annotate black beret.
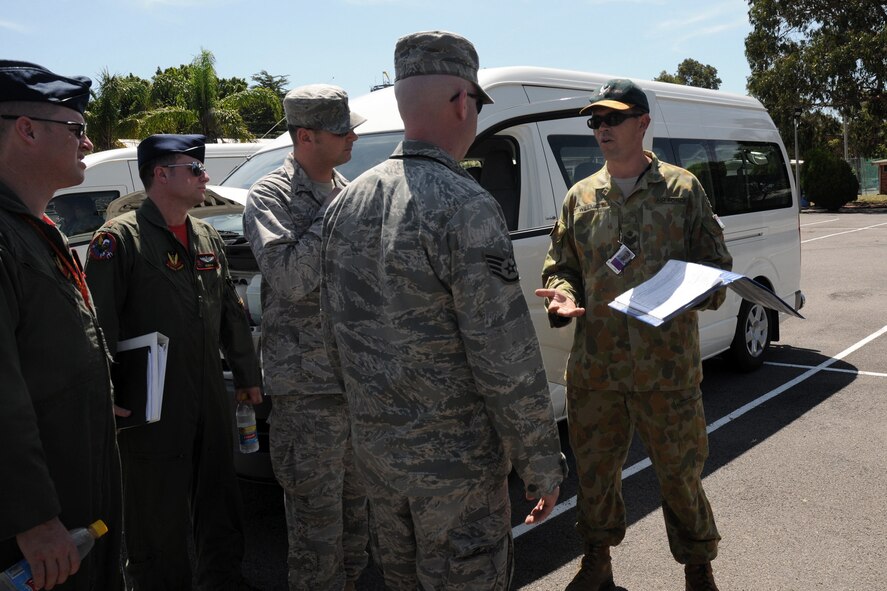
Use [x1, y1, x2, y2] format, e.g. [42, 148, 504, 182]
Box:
[137, 134, 207, 170]
[0, 60, 91, 114]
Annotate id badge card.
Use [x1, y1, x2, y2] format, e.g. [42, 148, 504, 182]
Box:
[606, 242, 636, 274]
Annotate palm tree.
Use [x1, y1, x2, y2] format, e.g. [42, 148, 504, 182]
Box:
[85, 70, 150, 150]
[128, 49, 282, 142]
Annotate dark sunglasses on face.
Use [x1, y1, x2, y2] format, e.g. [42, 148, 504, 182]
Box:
[587, 111, 642, 130]
[449, 90, 484, 114]
[0, 114, 87, 139]
[163, 161, 207, 176]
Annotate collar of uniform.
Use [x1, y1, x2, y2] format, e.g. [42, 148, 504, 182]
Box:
[394, 140, 469, 178]
[286, 152, 350, 205]
[138, 195, 192, 235]
[593, 150, 664, 194]
[0, 178, 38, 216]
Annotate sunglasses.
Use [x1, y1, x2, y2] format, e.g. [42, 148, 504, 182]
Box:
[587, 111, 642, 130]
[0, 114, 88, 139]
[163, 161, 207, 176]
[449, 90, 484, 114]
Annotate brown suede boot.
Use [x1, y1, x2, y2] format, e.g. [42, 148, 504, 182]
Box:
[684, 562, 720, 591]
[565, 545, 616, 591]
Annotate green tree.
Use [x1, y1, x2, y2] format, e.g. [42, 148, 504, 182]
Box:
[150, 65, 189, 108]
[654, 59, 722, 89]
[745, 1, 887, 158]
[802, 147, 860, 211]
[250, 70, 289, 101]
[218, 76, 248, 99]
[85, 70, 150, 150]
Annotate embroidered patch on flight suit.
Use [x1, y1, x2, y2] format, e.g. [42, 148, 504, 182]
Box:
[485, 253, 520, 283]
[195, 252, 219, 271]
[655, 195, 686, 204]
[165, 252, 184, 271]
[88, 232, 117, 260]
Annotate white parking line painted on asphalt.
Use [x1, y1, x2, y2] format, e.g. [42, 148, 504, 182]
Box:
[513, 324, 887, 539]
[800, 217, 839, 227]
[765, 361, 887, 378]
[801, 220, 887, 244]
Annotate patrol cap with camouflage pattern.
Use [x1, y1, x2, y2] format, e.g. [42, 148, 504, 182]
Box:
[0, 60, 92, 114]
[393, 30, 494, 106]
[579, 78, 650, 114]
[284, 84, 366, 135]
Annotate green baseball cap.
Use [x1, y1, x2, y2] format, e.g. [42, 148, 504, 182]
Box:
[394, 30, 494, 105]
[579, 78, 650, 114]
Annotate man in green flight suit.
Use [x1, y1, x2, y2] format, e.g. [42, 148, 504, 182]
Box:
[0, 60, 123, 591]
[85, 134, 262, 590]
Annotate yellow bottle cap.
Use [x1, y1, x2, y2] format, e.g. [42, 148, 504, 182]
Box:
[88, 520, 109, 539]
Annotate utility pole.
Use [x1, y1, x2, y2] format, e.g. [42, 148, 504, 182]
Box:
[793, 107, 802, 203]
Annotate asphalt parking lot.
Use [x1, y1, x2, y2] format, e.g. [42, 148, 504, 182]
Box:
[239, 211, 887, 590]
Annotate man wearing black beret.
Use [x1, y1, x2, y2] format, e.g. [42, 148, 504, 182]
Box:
[0, 61, 123, 590]
[85, 134, 262, 590]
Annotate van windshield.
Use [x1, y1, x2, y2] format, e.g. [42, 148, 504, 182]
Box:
[221, 131, 403, 189]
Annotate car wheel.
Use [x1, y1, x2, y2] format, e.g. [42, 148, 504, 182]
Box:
[728, 299, 771, 372]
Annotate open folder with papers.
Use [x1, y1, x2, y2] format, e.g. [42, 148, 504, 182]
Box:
[111, 332, 169, 429]
[609, 260, 804, 328]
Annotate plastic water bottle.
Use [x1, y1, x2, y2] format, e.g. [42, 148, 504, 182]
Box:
[0, 520, 108, 591]
[236, 401, 259, 454]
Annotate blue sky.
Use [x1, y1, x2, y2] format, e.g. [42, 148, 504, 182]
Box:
[1, 0, 755, 100]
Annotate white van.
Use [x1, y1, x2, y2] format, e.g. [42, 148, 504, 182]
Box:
[48, 142, 264, 247]
[219, 66, 804, 431]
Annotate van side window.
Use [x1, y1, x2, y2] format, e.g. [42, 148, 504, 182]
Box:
[463, 137, 521, 231]
[546, 135, 604, 187]
[547, 135, 675, 188]
[48, 190, 119, 237]
[671, 139, 792, 216]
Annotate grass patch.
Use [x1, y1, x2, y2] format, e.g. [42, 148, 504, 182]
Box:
[850, 194, 887, 207]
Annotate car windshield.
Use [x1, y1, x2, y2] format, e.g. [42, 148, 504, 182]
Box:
[220, 131, 403, 190]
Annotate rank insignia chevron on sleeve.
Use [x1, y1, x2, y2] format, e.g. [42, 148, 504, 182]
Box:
[484, 253, 520, 283]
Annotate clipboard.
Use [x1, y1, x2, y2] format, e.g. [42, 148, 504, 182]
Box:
[112, 332, 169, 429]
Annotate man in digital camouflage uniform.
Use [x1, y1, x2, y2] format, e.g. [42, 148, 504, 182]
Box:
[242, 85, 368, 591]
[536, 79, 733, 591]
[85, 134, 262, 590]
[0, 60, 123, 591]
[320, 30, 567, 591]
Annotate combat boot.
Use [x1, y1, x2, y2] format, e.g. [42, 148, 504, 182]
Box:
[684, 562, 720, 591]
[565, 545, 615, 591]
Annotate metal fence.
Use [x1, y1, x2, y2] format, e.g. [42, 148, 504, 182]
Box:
[851, 158, 882, 195]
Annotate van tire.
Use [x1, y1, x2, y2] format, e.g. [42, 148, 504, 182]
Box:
[728, 300, 771, 372]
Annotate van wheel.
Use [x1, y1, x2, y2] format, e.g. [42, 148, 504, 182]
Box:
[728, 300, 771, 372]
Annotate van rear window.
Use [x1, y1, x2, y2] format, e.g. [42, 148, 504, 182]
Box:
[672, 139, 792, 216]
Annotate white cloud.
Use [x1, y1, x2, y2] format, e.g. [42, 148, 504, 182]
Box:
[0, 19, 28, 33]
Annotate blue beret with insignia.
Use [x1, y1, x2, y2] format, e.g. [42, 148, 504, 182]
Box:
[0, 60, 92, 114]
[137, 134, 207, 171]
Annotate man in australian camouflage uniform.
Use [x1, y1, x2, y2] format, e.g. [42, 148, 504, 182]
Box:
[320, 30, 567, 591]
[536, 79, 733, 591]
[242, 85, 368, 591]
